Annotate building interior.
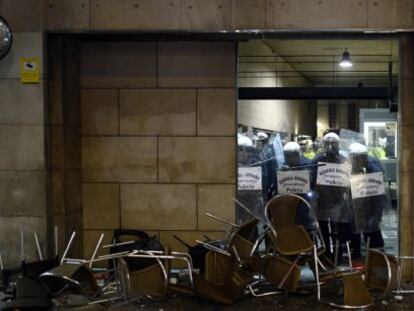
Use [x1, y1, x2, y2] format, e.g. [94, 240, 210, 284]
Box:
[237, 38, 399, 254]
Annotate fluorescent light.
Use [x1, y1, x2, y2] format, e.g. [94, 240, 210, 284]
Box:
[339, 49, 353, 68]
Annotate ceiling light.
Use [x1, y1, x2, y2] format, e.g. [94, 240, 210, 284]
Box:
[339, 49, 353, 68]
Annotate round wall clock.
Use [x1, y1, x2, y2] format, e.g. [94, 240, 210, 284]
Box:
[0, 16, 12, 61]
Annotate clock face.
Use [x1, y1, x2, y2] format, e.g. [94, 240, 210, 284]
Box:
[0, 16, 12, 61]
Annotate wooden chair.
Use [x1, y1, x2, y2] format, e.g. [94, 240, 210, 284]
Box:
[365, 248, 398, 297]
[263, 194, 322, 292]
[313, 245, 375, 309]
[128, 249, 254, 305]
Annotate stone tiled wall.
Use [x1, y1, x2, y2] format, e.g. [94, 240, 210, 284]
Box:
[0, 1, 47, 266]
[79, 41, 237, 260]
[45, 0, 414, 31]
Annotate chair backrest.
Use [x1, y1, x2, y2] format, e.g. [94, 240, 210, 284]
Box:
[233, 218, 258, 240]
[204, 251, 233, 286]
[109, 229, 163, 272]
[128, 262, 166, 296]
[228, 218, 258, 262]
[263, 256, 301, 291]
[365, 248, 398, 294]
[276, 226, 314, 255]
[265, 195, 301, 231]
[343, 273, 375, 307]
[23, 257, 59, 280]
[40, 264, 99, 296]
[265, 193, 323, 256]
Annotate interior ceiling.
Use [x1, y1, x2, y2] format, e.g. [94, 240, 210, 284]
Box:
[240, 39, 399, 87]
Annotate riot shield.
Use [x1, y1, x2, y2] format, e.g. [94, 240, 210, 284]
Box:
[276, 165, 316, 231]
[237, 145, 264, 223]
[313, 159, 352, 223]
[340, 129, 388, 234]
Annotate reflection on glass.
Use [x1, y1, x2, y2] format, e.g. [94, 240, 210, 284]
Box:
[364, 121, 397, 159]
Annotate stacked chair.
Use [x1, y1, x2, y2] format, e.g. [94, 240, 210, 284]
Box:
[125, 217, 261, 305]
[120, 193, 398, 308]
[262, 193, 324, 293]
[0, 199, 399, 309]
[264, 193, 397, 308]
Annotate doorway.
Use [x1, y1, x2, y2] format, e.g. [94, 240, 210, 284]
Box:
[236, 38, 399, 257]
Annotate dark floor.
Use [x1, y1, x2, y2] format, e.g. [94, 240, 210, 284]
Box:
[100, 293, 414, 311]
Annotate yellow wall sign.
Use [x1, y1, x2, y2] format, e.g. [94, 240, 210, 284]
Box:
[20, 58, 40, 83]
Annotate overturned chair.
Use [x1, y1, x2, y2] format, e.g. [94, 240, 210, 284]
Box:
[0, 230, 60, 310]
[262, 193, 387, 308]
[127, 250, 254, 304]
[263, 193, 324, 293]
[134, 212, 263, 304]
[39, 231, 130, 306]
[364, 247, 398, 297]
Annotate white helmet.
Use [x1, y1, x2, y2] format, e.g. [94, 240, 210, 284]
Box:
[323, 132, 340, 142]
[238, 135, 253, 147]
[256, 131, 268, 140]
[349, 142, 368, 154]
[283, 142, 300, 152]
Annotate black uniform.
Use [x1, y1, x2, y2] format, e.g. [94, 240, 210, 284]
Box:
[312, 152, 351, 261]
[349, 155, 385, 258]
[277, 155, 316, 231]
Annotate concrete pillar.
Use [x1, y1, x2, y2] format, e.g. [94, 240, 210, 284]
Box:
[0, 1, 47, 266]
[47, 36, 83, 258]
[399, 34, 414, 280]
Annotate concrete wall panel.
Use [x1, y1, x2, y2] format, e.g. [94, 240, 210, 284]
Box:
[197, 89, 236, 136]
[158, 42, 236, 88]
[232, 0, 266, 29]
[181, 0, 231, 30]
[83, 183, 120, 230]
[81, 89, 119, 136]
[43, 0, 414, 31]
[120, 89, 196, 136]
[197, 185, 236, 230]
[266, 0, 368, 29]
[0, 1, 48, 266]
[158, 137, 235, 183]
[82, 137, 157, 182]
[0, 79, 44, 125]
[0, 172, 46, 217]
[0, 32, 43, 79]
[0, 216, 47, 267]
[121, 184, 197, 230]
[90, 0, 181, 30]
[80, 42, 157, 88]
[368, 0, 413, 29]
[0, 125, 44, 170]
[0, 0, 44, 32]
[47, 0, 90, 30]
